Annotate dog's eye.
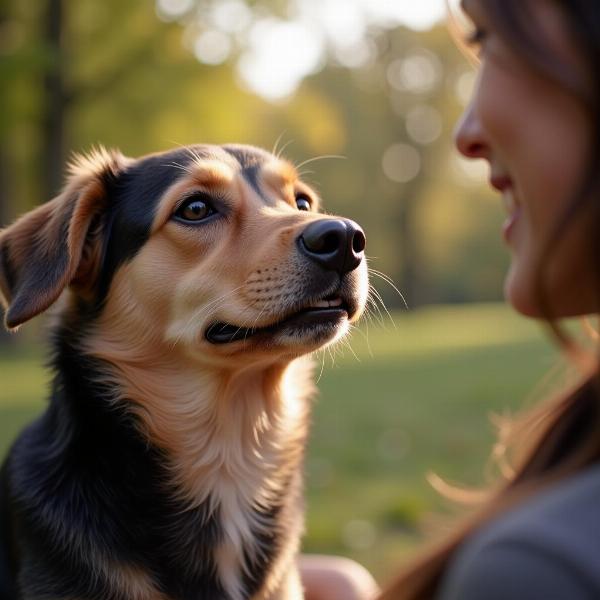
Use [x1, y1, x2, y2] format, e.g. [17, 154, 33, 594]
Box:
[175, 195, 216, 222]
[296, 195, 311, 211]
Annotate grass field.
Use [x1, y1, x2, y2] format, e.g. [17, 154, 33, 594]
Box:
[0, 303, 562, 582]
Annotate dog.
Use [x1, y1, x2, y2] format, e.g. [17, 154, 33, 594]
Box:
[0, 144, 368, 600]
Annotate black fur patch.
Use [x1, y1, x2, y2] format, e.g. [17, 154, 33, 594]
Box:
[0, 240, 16, 295]
[223, 145, 271, 203]
[0, 463, 17, 599]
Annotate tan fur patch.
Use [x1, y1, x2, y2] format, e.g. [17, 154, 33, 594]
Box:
[259, 160, 299, 208]
[188, 159, 236, 188]
[67, 146, 129, 180]
[260, 159, 298, 189]
[102, 559, 167, 600]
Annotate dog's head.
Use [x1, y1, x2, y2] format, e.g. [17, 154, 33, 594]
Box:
[0, 144, 368, 363]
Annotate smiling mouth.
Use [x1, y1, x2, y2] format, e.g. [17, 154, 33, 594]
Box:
[206, 297, 349, 344]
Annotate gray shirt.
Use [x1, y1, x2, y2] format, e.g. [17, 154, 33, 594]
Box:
[438, 464, 600, 599]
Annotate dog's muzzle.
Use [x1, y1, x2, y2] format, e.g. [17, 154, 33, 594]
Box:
[205, 218, 366, 345]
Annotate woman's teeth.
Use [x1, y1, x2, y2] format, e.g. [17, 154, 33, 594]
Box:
[503, 188, 519, 215]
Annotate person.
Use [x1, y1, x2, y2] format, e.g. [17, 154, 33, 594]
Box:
[301, 0, 600, 598]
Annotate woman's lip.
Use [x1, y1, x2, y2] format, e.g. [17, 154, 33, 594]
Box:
[490, 176, 513, 192]
[501, 187, 520, 243]
[503, 206, 521, 243]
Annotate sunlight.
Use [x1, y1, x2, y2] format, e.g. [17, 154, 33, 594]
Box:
[364, 0, 446, 30]
[170, 0, 448, 100]
[238, 1, 447, 99]
[236, 18, 325, 100]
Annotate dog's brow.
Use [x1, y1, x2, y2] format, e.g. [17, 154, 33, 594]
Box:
[188, 160, 235, 187]
[258, 159, 300, 207]
[261, 159, 298, 189]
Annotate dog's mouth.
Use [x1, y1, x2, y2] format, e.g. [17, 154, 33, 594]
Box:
[206, 296, 350, 345]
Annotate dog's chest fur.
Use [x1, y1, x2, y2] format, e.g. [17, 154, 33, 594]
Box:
[3, 322, 312, 600]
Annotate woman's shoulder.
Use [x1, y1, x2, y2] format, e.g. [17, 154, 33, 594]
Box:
[437, 463, 600, 600]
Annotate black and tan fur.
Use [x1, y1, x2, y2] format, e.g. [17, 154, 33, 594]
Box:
[0, 144, 368, 600]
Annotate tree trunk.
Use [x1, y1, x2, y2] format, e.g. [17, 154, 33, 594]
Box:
[41, 0, 67, 201]
[0, 4, 13, 344]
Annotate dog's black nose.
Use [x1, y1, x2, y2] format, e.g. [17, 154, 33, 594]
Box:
[299, 219, 366, 275]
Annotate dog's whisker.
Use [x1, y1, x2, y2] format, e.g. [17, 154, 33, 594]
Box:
[370, 287, 396, 330]
[361, 310, 376, 331]
[340, 334, 360, 363]
[369, 268, 401, 288]
[242, 305, 269, 342]
[367, 306, 385, 330]
[162, 161, 190, 173]
[358, 308, 374, 355]
[326, 345, 335, 368]
[352, 323, 374, 359]
[217, 301, 264, 343]
[370, 288, 397, 330]
[208, 297, 270, 344]
[168, 285, 249, 348]
[272, 130, 288, 158]
[366, 289, 386, 328]
[331, 346, 339, 365]
[162, 141, 204, 175]
[276, 138, 295, 160]
[316, 350, 326, 384]
[181, 145, 209, 173]
[294, 154, 347, 171]
[368, 269, 408, 311]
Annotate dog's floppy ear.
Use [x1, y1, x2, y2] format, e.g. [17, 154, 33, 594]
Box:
[0, 147, 129, 330]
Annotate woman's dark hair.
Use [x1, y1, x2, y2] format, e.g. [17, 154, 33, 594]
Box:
[380, 1, 600, 598]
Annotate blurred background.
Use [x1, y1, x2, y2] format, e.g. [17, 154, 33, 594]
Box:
[0, 0, 562, 585]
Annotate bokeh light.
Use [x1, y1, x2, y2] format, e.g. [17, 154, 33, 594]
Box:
[455, 69, 477, 106]
[209, 0, 252, 33]
[193, 30, 232, 64]
[237, 18, 324, 99]
[382, 143, 422, 184]
[406, 105, 443, 145]
[156, 0, 194, 20]
[386, 49, 443, 95]
[451, 153, 489, 186]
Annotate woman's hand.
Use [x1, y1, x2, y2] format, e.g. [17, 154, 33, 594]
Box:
[299, 555, 380, 600]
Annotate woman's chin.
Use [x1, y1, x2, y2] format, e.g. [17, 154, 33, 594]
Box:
[504, 260, 598, 319]
[503, 262, 542, 318]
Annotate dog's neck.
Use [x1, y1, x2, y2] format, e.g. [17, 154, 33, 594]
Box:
[58, 304, 314, 600]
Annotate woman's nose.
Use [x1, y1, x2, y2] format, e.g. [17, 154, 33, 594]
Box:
[454, 101, 488, 160]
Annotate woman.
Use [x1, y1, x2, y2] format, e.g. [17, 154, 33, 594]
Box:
[302, 0, 600, 598]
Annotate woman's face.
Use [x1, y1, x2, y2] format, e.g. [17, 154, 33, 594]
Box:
[455, 0, 596, 318]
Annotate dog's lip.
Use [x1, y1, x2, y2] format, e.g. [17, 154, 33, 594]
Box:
[205, 297, 349, 345]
